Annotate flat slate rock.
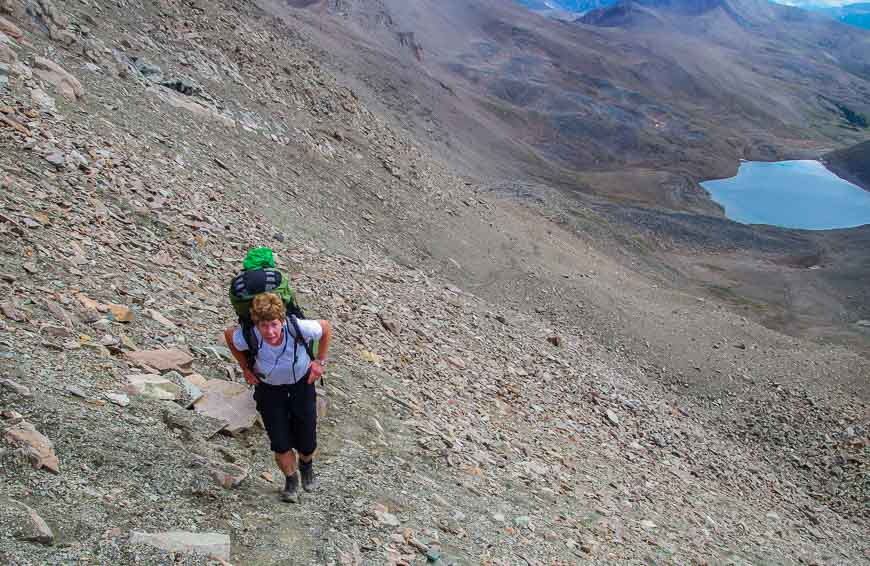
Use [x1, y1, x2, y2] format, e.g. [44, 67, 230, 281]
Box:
[129, 530, 230, 560]
[193, 379, 257, 435]
[127, 349, 193, 373]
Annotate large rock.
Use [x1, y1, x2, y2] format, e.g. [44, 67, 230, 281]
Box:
[33, 56, 83, 100]
[3, 420, 59, 473]
[126, 349, 193, 373]
[193, 378, 257, 435]
[0, 499, 54, 545]
[129, 531, 230, 560]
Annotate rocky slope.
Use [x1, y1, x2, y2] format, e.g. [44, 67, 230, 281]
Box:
[825, 139, 870, 191]
[0, 1, 868, 565]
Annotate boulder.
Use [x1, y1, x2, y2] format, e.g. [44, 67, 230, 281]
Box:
[33, 56, 84, 100]
[3, 420, 59, 473]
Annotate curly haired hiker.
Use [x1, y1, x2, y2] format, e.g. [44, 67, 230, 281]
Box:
[224, 292, 332, 502]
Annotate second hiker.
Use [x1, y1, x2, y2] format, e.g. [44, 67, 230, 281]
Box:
[225, 292, 332, 503]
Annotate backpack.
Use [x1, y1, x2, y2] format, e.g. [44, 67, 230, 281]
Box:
[228, 267, 316, 373]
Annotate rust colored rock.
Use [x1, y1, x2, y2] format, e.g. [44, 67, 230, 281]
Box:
[33, 56, 84, 100]
[4, 420, 60, 473]
[126, 349, 193, 373]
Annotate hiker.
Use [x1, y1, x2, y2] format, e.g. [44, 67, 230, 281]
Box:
[224, 292, 332, 502]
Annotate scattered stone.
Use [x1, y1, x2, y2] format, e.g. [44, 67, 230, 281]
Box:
[132, 58, 162, 80]
[547, 335, 562, 347]
[0, 43, 15, 65]
[66, 385, 89, 399]
[126, 349, 193, 373]
[44, 151, 65, 169]
[375, 510, 401, 527]
[447, 356, 466, 369]
[1, 301, 27, 321]
[513, 516, 531, 528]
[105, 392, 130, 407]
[33, 56, 84, 100]
[0, 378, 32, 397]
[3, 420, 60, 473]
[144, 308, 176, 329]
[41, 324, 72, 338]
[107, 303, 134, 323]
[161, 404, 225, 438]
[1, 410, 23, 422]
[0, 499, 55, 545]
[191, 454, 249, 488]
[125, 373, 182, 400]
[378, 313, 400, 334]
[163, 370, 203, 407]
[128, 531, 231, 560]
[0, 112, 30, 135]
[24, 0, 75, 45]
[31, 87, 56, 112]
[0, 16, 23, 41]
[605, 409, 619, 426]
[640, 519, 657, 530]
[161, 77, 199, 96]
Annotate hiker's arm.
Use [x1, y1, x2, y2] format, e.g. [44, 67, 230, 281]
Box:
[224, 327, 260, 385]
[307, 320, 331, 384]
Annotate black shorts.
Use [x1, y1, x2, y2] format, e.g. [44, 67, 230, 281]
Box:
[253, 377, 317, 455]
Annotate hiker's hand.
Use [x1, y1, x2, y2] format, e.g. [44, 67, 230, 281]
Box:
[308, 360, 325, 383]
[243, 369, 260, 385]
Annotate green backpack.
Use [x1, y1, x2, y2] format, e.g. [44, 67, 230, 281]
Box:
[228, 248, 316, 371]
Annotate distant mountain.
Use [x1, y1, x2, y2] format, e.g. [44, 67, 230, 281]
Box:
[768, 1, 870, 29]
[514, 0, 617, 14]
[820, 2, 870, 29]
[826, 140, 870, 190]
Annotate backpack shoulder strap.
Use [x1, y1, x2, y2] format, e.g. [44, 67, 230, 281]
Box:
[287, 315, 315, 360]
[240, 318, 260, 370]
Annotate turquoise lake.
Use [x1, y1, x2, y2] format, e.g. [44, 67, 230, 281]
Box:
[700, 160, 870, 230]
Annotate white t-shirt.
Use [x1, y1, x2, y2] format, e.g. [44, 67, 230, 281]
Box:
[232, 318, 323, 385]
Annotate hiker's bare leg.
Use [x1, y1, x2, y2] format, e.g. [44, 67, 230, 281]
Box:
[276, 450, 297, 476]
[299, 451, 314, 464]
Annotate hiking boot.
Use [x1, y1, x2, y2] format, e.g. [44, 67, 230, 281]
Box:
[300, 462, 319, 492]
[281, 473, 299, 503]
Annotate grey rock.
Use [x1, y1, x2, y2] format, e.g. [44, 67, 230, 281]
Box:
[160, 77, 199, 96]
[605, 409, 619, 426]
[132, 58, 162, 79]
[44, 152, 65, 168]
